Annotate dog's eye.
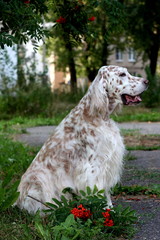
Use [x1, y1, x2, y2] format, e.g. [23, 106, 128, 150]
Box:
[119, 73, 126, 77]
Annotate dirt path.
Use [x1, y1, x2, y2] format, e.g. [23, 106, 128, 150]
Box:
[14, 122, 160, 147]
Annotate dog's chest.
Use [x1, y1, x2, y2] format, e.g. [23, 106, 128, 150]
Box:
[84, 119, 124, 157]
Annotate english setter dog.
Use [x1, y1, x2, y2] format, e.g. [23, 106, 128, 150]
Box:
[15, 66, 148, 214]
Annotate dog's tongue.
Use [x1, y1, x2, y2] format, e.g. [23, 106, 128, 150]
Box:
[126, 95, 142, 104]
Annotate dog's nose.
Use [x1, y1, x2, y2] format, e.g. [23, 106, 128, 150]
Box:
[143, 79, 149, 84]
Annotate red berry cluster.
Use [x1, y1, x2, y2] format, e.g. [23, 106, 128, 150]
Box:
[71, 204, 92, 220]
[102, 209, 114, 227]
[56, 15, 96, 24]
[56, 16, 66, 24]
[88, 16, 96, 21]
[23, 0, 30, 4]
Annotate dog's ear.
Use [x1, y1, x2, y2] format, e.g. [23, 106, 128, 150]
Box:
[88, 67, 109, 118]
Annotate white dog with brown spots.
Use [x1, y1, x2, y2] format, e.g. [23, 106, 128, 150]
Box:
[15, 66, 148, 214]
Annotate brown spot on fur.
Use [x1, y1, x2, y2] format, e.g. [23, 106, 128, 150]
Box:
[82, 128, 87, 134]
[47, 163, 56, 172]
[63, 160, 70, 173]
[64, 126, 74, 133]
[83, 107, 93, 123]
[103, 73, 107, 79]
[90, 130, 96, 136]
[30, 176, 37, 181]
[89, 143, 94, 149]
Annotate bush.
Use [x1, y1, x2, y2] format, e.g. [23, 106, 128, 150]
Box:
[0, 84, 86, 119]
[34, 186, 137, 240]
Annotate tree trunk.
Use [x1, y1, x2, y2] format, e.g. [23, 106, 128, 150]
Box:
[85, 15, 109, 82]
[144, 0, 160, 76]
[17, 44, 26, 90]
[65, 41, 77, 93]
[148, 30, 160, 76]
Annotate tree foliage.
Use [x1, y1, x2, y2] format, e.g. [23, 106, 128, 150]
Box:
[0, 0, 48, 48]
[124, 0, 160, 76]
[46, 0, 126, 88]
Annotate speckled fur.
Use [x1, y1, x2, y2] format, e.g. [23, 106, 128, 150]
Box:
[15, 66, 148, 214]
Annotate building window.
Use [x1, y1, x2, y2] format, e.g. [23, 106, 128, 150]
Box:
[115, 48, 123, 61]
[128, 48, 136, 62]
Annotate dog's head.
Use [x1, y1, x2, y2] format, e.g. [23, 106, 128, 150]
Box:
[100, 65, 148, 106]
[89, 65, 148, 118]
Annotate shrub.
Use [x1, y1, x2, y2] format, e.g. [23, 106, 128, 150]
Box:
[34, 186, 138, 240]
[0, 84, 86, 119]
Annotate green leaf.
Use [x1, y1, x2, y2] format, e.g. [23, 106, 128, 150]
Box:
[79, 190, 86, 197]
[122, 207, 131, 216]
[62, 187, 73, 194]
[97, 189, 105, 194]
[63, 214, 76, 228]
[52, 198, 63, 207]
[93, 185, 98, 194]
[61, 195, 68, 206]
[86, 186, 92, 195]
[45, 202, 58, 209]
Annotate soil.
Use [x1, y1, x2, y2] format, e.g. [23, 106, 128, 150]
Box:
[124, 135, 160, 148]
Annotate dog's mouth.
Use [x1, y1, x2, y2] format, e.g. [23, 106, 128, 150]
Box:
[121, 94, 142, 105]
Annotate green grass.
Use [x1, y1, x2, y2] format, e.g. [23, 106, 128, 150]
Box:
[0, 115, 67, 134]
[113, 184, 160, 197]
[124, 152, 137, 161]
[0, 135, 38, 181]
[0, 135, 40, 239]
[112, 106, 160, 122]
[124, 166, 160, 185]
[121, 129, 140, 135]
[126, 145, 160, 150]
[0, 115, 68, 136]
